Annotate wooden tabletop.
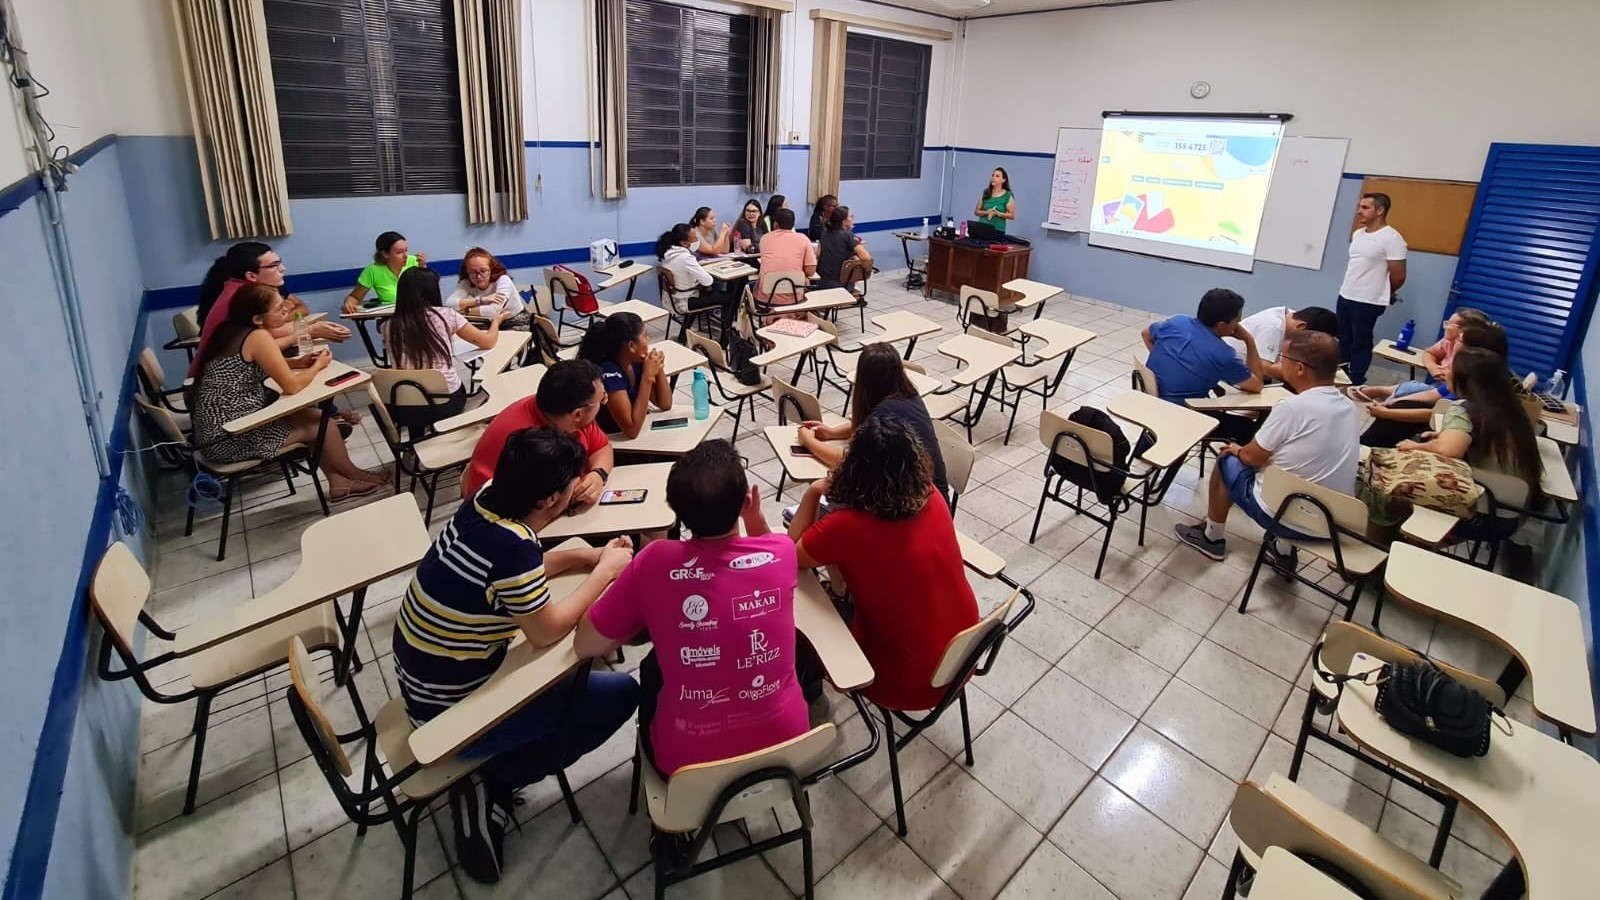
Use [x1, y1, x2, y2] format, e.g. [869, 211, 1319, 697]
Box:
[860, 310, 943, 347]
[938, 334, 1021, 386]
[1374, 339, 1429, 369]
[594, 298, 669, 325]
[595, 264, 653, 289]
[752, 326, 836, 368]
[1107, 391, 1220, 469]
[1249, 847, 1362, 900]
[538, 462, 677, 540]
[763, 425, 840, 482]
[609, 405, 727, 456]
[558, 338, 705, 377]
[892, 231, 928, 242]
[1397, 505, 1460, 545]
[1385, 543, 1595, 735]
[434, 364, 546, 433]
[794, 569, 874, 691]
[1185, 385, 1291, 411]
[1536, 436, 1578, 502]
[777, 288, 861, 317]
[956, 531, 1005, 578]
[342, 303, 396, 321]
[225, 360, 372, 435]
[1337, 654, 1600, 897]
[1017, 319, 1095, 360]
[176, 495, 430, 655]
[472, 329, 532, 378]
[1000, 278, 1064, 309]
[706, 260, 757, 281]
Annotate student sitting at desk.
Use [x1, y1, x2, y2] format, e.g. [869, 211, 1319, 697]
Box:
[190, 284, 387, 499]
[796, 343, 949, 497]
[656, 223, 714, 304]
[576, 311, 671, 439]
[807, 194, 837, 241]
[1174, 331, 1359, 565]
[1361, 318, 1505, 448]
[342, 231, 426, 313]
[382, 268, 503, 434]
[756, 208, 817, 310]
[575, 440, 806, 781]
[190, 241, 351, 378]
[762, 194, 789, 234]
[1224, 305, 1337, 382]
[1142, 288, 1264, 443]
[815, 205, 872, 291]
[448, 247, 530, 329]
[393, 427, 638, 885]
[790, 416, 978, 712]
[463, 359, 614, 501]
[689, 206, 734, 257]
[733, 198, 767, 252]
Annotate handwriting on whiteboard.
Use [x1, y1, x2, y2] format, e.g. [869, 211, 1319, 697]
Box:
[1046, 131, 1100, 231]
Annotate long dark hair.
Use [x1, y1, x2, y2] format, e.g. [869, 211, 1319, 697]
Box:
[983, 167, 1012, 200]
[850, 344, 918, 429]
[373, 231, 406, 264]
[199, 241, 271, 324]
[826, 205, 851, 232]
[828, 415, 932, 521]
[690, 207, 714, 230]
[386, 268, 453, 372]
[655, 223, 693, 260]
[192, 282, 280, 391]
[1451, 347, 1541, 498]
[811, 194, 837, 221]
[577, 311, 644, 367]
[764, 194, 786, 221]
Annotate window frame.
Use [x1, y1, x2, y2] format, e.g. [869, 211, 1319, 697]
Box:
[839, 31, 933, 182]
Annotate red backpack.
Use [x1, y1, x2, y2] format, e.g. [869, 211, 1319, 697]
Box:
[552, 264, 599, 314]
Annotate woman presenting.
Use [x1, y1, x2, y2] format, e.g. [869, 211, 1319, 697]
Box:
[974, 168, 1015, 232]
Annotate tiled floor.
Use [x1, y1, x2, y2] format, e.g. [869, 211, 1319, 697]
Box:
[133, 277, 1539, 899]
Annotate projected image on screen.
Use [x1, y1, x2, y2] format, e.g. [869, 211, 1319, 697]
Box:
[1088, 115, 1285, 271]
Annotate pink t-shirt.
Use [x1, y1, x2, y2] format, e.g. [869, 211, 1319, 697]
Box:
[586, 534, 807, 775]
[756, 230, 817, 303]
[1426, 336, 1460, 373]
[189, 278, 246, 378]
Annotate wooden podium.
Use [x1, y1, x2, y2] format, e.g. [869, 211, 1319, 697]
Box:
[924, 237, 1031, 299]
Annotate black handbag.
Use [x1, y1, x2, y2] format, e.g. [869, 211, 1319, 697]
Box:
[727, 335, 763, 386]
[1374, 660, 1496, 758]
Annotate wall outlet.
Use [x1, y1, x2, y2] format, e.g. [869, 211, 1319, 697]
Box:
[788, 131, 801, 143]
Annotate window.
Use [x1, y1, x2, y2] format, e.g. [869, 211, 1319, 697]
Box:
[624, 0, 751, 187]
[841, 34, 931, 181]
[263, 0, 466, 198]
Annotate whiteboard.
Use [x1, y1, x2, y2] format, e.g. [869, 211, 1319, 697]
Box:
[1043, 127, 1100, 232]
[1256, 137, 1350, 269]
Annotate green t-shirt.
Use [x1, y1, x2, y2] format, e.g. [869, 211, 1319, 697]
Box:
[979, 190, 1012, 232]
[1440, 401, 1472, 437]
[357, 254, 421, 305]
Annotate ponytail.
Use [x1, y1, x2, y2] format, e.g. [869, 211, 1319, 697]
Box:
[655, 224, 692, 260]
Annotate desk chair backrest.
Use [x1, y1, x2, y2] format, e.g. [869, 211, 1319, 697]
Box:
[371, 367, 451, 409]
[1260, 466, 1368, 540]
[1131, 356, 1159, 396]
[138, 348, 170, 397]
[525, 283, 558, 319]
[930, 588, 1019, 688]
[648, 723, 838, 833]
[933, 420, 975, 498]
[769, 375, 823, 424]
[840, 257, 871, 291]
[545, 266, 580, 297]
[760, 269, 807, 302]
[655, 265, 693, 312]
[90, 542, 152, 660]
[683, 329, 730, 372]
[173, 306, 201, 342]
[288, 635, 354, 776]
[959, 287, 1001, 325]
[530, 314, 563, 364]
[962, 323, 1014, 349]
[1038, 408, 1118, 470]
[1316, 621, 1506, 707]
[135, 394, 189, 447]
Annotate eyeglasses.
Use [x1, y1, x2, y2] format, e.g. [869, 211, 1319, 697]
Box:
[466, 267, 491, 276]
[259, 260, 285, 271]
[1280, 355, 1308, 368]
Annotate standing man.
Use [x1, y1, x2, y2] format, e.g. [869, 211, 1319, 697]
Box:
[1336, 192, 1407, 384]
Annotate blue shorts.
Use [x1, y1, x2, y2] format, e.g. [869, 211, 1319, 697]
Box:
[1217, 455, 1318, 542]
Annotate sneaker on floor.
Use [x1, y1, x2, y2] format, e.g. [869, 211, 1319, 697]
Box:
[449, 775, 507, 885]
[1173, 523, 1226, 562]
[1264, 541, 1299, 577]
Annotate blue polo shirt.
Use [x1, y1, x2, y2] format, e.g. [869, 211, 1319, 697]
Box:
[1147, 315, 1253, 402]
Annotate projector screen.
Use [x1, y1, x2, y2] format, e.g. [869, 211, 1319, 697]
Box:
[1088, 115, 1286, 271]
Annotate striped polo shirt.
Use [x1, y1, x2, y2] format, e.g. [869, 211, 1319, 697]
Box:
[391, 487, 551, 723]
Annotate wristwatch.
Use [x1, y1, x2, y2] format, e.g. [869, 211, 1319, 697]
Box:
[590, 467, 610, 484]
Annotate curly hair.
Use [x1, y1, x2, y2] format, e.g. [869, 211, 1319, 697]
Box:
[827, 415, 932, 521]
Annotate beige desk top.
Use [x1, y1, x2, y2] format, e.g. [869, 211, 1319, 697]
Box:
[1536, 436, 1578, 502]
[1543, 411, 1579, 447]
[176, 495, 429, 655]
[1397, 505, 1460, 545]
[433, 363, 546, 433]
[538, 462, 677, 540]
[775, 288, 860, 318]
[342, 304, 395, 321]
[609, 405, 726, 456]
[594, 298, 669, 325]
[1385, 543, 1595, 736]
[938, 334, 1020, 386]
[956, 531, 1005, 578]
[1250, 847, 1362, 900]
[763, 425, 840, 483]
[752, 326, 836, 368]
[473, 330, 532, 378]
[859, 310, 943, 347]
[1374, 339, 1430, 369]
[596, 264, 653, 289]
[1185, 385, 1291, 411]
[558, 338, 705, 377]
[1000, 278, 1064, 309]
[706, 260, 757, 281]
[1338, 655, 1600, 898]
[1107, 391, 1220, 469]
[225, 361, 372, 435]
[794, 569, 874, 691]
[891, 231, 928, 242]
[1017, 319, 1095, 360]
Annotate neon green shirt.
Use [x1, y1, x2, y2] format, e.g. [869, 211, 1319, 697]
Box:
[357, 254, 421, 305]
[979, 190, 1012, 232]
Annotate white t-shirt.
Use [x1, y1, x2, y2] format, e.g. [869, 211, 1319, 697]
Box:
[1227, 306, 1289, 364]
[1251, 385, 1360, 511]
[1338, 226, 1407, 306]
[446, 274, 525, 317]
[661, 245, 713, 301]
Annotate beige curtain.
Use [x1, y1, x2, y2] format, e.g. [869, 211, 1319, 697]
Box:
[745, 8, 782, 193]
[456, 0, 529, 223]
[172, 0, 292, 239]
[595, 0, 629, 199]
[807, 15, 847, 205]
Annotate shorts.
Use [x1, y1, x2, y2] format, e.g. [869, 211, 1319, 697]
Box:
[1217, 455, 1320, 542]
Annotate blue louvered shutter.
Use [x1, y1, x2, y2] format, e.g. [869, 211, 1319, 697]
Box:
[1447, 144, 1600, 387]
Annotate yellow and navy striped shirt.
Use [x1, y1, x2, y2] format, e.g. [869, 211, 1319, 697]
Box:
[391, 489, 551, 722]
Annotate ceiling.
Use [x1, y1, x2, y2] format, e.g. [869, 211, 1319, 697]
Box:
[870, 0, 1173, 20]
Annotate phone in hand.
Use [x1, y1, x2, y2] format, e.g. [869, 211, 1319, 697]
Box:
[789, 444, 813, 458]
[600, 489, 648, 505]
[652, 416, 690, 430]
[326, 370, 362, 387]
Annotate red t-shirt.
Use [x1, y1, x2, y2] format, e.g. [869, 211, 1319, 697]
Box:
[189, 278, 246, 378]
[801, 491, 978, 710]
[463, 397, 609, 497]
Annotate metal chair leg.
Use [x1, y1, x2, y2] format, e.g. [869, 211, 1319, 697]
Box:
[557, 768, 582, 823]
[958, 689, 975, 766]
[628, 747, 643, 815]
[215, 477, 237, 561]
[883, 708, 907, 836]
[183, 692, 215, 814]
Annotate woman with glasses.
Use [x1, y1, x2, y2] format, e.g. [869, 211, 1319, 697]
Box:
[447, 247, 530, 329]
[732, 199, 766, 253]
[190, 241, 350, 378]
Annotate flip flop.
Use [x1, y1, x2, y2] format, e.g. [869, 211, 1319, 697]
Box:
[328, 480, 382, 501]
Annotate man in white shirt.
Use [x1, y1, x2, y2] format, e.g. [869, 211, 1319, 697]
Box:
[1225, 305, 1337, 381]
[1174, 331, 1360, 567]
[1335, 192, 1407, 384]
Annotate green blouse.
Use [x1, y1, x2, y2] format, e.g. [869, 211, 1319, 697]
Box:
[356, 254, 422, 305]
[979, 190, 1012, 232]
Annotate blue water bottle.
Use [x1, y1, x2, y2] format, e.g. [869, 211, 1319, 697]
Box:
[1395, 319, 1416, 352]
[692, 369, 710, 420]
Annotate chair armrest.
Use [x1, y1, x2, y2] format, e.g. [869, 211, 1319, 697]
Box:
[1399, 506, 1458, 546]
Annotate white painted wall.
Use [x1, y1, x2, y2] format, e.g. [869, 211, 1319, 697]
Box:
[0, 0, 120, 184]
[954, 0, 1600, 180]
[87, 0, 189, 137]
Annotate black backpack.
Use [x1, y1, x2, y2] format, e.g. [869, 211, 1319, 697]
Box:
[1048, 406, 1130, 505]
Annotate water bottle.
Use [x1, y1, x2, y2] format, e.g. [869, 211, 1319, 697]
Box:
[692, 369, 709, 420]
[958, 220, 968, 238]
[920, 217, 929, 239]
[294, 313, 313, 356]
[1547, 369, 1568, 400]
[1394, 319, 1415, 352]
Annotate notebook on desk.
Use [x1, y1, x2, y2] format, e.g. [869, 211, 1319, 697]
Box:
[767, 318, 819, 338]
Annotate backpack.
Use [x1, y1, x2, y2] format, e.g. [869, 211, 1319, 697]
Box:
[552, 264, 599, 314]
[1048, 406, 1130, 505]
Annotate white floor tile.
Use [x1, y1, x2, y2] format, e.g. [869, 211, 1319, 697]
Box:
[1058, 631, 1171, 716]
[900, 765, 1041, 900]
[968, 712, 1093, 832]
[996, 840, 1115, 899]
[1013, 668, 1134, 770]
[816, 826, 958, 900]
[1047, 778, 1204, 900]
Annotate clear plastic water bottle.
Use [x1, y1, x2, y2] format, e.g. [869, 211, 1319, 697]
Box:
[294, 313, 313, 356]
[692, 369, 709, 420]
[920, 217, 929, 239]
[1547, 369, 1568, 400]
[1394, 319, 1416, 352]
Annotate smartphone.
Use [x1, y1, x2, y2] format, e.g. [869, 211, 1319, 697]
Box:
[600, 489, 648, 505]
[789, 444, 814, 458]
[652, 416, 690, 430]
[326, 370, 363, 387]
